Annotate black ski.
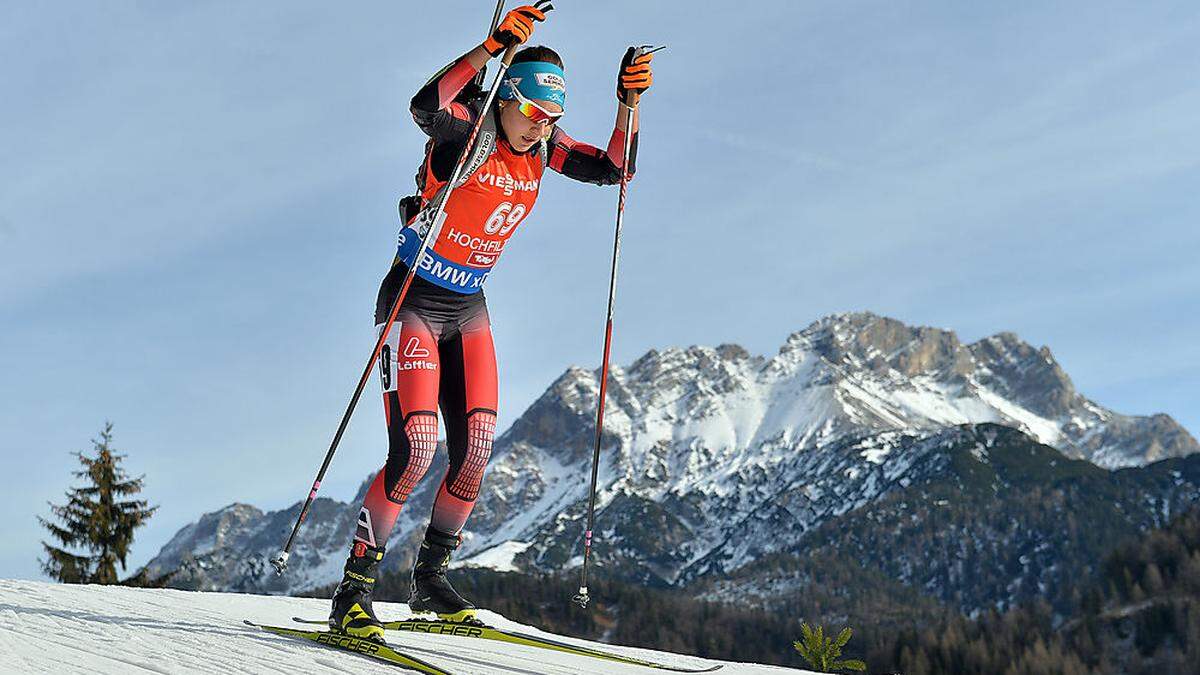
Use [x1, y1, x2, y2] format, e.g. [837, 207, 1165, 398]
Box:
[292, 616, 722, 672]
[244, 620, 452, 674]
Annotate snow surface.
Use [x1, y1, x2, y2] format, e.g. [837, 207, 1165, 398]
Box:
[0, 580, 805, 674]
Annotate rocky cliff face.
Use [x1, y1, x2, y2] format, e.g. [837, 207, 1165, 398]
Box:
[143, 313, 1198, 598]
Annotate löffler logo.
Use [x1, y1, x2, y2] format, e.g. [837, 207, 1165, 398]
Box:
[403, 337, 430, 358]
[401, 336, 437, 371]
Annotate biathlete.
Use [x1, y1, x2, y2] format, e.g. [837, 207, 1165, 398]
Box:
[328, 5, 655, 640]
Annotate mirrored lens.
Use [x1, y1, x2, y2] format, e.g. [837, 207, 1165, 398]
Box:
[509, 84, 562, 124]
[517, 101, 558, 123]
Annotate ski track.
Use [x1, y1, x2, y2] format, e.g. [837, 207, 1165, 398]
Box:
[0, 580, 804, 674]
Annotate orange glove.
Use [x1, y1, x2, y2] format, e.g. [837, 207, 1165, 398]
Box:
[617, 46, 654, 104]
[483, 2, 553, 57]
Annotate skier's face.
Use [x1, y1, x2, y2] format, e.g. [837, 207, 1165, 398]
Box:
[499, 98, 560, 152]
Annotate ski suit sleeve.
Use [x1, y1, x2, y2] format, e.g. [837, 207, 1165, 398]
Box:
[411, 52, 483, 143]
[547, 125, 638, 186]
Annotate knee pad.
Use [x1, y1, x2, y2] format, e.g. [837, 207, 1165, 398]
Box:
[446, 410, 495, 501]
[385, 412, 439, 503]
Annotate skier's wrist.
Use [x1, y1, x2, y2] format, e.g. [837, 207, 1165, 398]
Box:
[482, 37, 505, 57]
[466, 44, 492, 70]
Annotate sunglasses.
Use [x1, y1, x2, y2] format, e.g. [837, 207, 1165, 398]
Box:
[507, 83, 563, 125]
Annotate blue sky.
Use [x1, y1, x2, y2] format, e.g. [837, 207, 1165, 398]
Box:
[3, 1, 1198, 580]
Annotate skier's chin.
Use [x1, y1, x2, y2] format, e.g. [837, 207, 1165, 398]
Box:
[513, 137, 538, 152]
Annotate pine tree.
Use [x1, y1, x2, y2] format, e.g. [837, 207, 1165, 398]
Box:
[39, 422, 157, 584]
[1143, 562, 1165, 595]
[793, 623, 867, 673]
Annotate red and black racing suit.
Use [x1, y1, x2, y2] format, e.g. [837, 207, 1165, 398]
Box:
[353, 51, 638, 552]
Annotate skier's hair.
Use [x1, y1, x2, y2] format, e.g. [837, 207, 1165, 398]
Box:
[512, 45, 563, 69]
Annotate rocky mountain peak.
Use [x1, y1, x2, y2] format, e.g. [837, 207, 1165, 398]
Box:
[625, 344, 759, 396]
[715, 343, 753, 362]
[144, 503, 264, 580]
[502, 366, 599, 464]
[747, 313, 1192, 467]
[785, 311, 972, 379]
[968, 332, 1077, 419]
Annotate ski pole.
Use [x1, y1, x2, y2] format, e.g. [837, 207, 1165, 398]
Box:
[270, 0, 526, 576]
[573, 45, 664, 608]
[472, 0, 507, 91]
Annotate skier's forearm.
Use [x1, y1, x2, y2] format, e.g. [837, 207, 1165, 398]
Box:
[410, 47, 493, 141]
[464, 44, 491, 73]
[607, 103, 639, 172]
[614, 99, 639, 133]
[431, 45, 490, 108]
[411, 50, 485, 115]
[549, 126, 635, 186]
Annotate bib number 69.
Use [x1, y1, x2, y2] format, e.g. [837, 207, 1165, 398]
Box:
[483, 202, 527, 236]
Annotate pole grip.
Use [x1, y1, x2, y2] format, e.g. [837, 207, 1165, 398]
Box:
[473, 0, 508, 89]
[622, 44, 650, 109]
[501, 41, 520, 66]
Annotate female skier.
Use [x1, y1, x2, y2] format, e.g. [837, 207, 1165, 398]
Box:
[328, 5, 655, 640]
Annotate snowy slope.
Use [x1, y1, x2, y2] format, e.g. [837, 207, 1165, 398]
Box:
[0, 580, 802, 674]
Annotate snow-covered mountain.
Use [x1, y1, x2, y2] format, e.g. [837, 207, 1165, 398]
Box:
[144, 313, 1198, 598]
[696, 422, 1200, 613]
[0, 580, 785, 674]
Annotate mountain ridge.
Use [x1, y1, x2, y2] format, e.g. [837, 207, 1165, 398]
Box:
[143, 312, 1198, 605]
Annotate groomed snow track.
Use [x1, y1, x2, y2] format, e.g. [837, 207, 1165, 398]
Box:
[0, 580, 805, 674]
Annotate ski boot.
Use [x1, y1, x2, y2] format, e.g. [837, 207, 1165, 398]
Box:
[329, 541, 387, 642]
[408, 526, 477, 624]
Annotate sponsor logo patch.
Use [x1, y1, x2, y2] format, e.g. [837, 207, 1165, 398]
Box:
[476, 173, 539, 197]
[403, 337, 430, 359]
[468, 251, 498, 267]
[534, 72, 566, 91]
